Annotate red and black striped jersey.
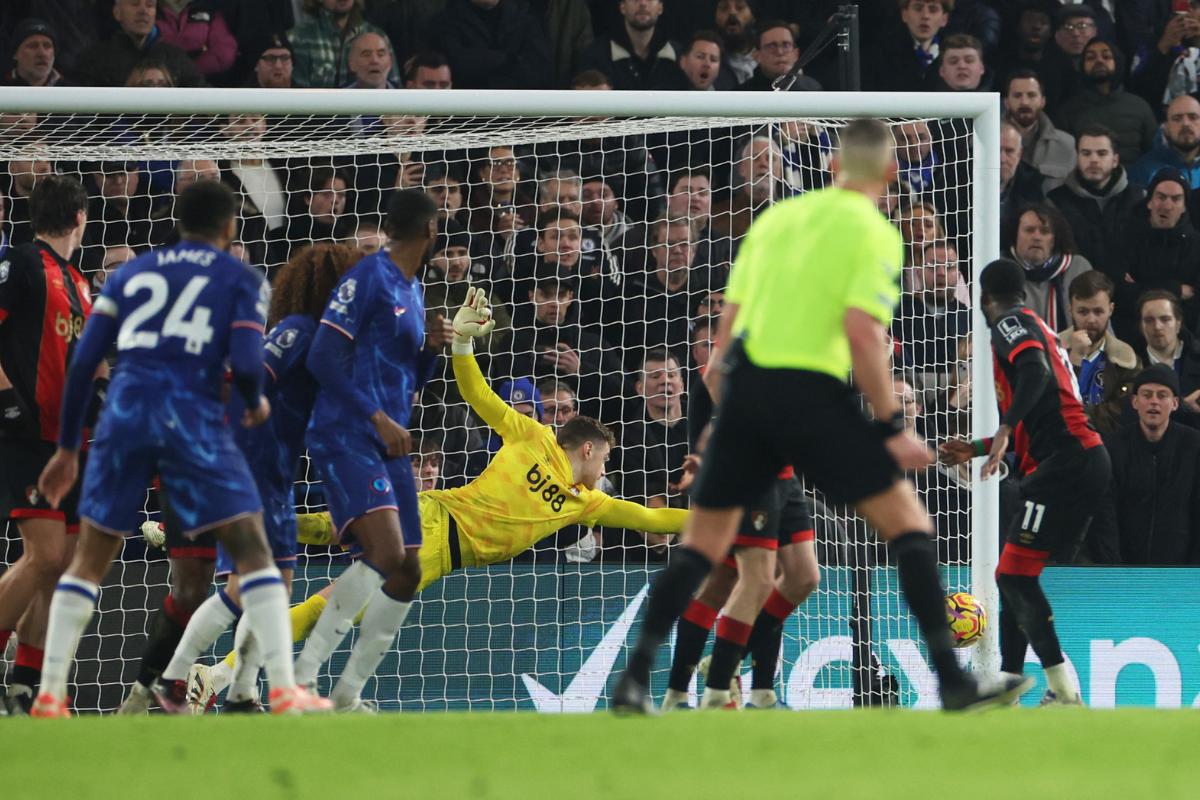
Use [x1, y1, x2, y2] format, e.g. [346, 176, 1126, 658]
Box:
[0, 241, 93, 443]
[991, 305, 1102, 474]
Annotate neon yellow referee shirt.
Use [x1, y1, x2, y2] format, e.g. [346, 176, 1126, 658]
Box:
[726, 186, 904, 380]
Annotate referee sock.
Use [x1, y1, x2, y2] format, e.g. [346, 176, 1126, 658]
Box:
[668, 599, 718, 692]
[41, 576, 99, 701]
[748, 589, 797, 691]
[239, 567, 296, 691]
[294, 561, 383, 687]
[161, 588, 240, 683]
[330, 587, 412, 709]
[625, 547, 711, 686]
[889, 532, 965, 688]
[705, 615, 752, 691]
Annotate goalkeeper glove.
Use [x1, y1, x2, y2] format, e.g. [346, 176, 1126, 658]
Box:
[452, 286, 496, 354]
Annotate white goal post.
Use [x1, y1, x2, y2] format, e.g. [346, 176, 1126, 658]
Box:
[0, 87, 1000, 710]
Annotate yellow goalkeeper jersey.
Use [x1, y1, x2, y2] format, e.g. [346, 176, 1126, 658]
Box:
[426, 353, 688, 567]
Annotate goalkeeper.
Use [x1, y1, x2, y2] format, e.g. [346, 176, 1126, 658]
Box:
[191, 288, 688, 709]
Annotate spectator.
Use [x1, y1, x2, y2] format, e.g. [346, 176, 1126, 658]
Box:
[540, 0, 593, 88]
[712, 0, 756, 88]
[935, 33, 987, 92]
[430, 0, 553, 90]
[424, 165, 465, 225]
[499, 267, 625, 423]
[1134, 292, 1200, 421]
[1005, 202, 1094, 331]
[285, 166, 351, 253]
[711, 134, 782, 245]
[97, 244, 138, 291]
[538, 380, 579, 428]
[2, 19, 63, 87]
[678, 30, 722, 91]
[410, 436, 443, 492]
[75, 0, 202, 87]
[245, 33, 294, 88]
[462, 144, 533, 279]
[1047, 125, 1145, 276]
[621, 217, 711, 367]
[1003, 69, 1076, 187]
[576, 0, 686, 90]
[156, 0, 237, 79]
[892, 198, 944, 270]
[1052, 4, 1099, 67]
[1129, 95, 1200, 190]
[517, 209, 618, 327]
[615, 347, 688, 521]
[893, 119, 945, 197]
[1131, 4, 1200, 112]
[1000, 120, 1046, 227]
[661, 168, 731, 276]
[1101, 365, 1200, 564]
[1060, 270, 1140, 436]
[866, 0, 951, 92]
[993, 4, 1074, 114]
[343, 31, 398, 88]
[581, 177, 631, 253]
[740, 20, 820, 92]
[1055, 37, 1158, 165]
[290, 0, 398, 88]
[145, 157, 219, 242]
[403, 50, 452, 89]
[498, 378, 542, 421]
[80, 161, 155, 271]
[894, 241, 971, 395]
[219, 114, 289, 266]
[689, 317, 712, 372]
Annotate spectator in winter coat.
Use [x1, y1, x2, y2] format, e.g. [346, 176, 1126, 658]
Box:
[75, 0, 202, 87]
[575, 0, 686, 90]
[1129, 95, 1200, 191]
[1003, 70, 1076, 187]
[289, 0, 398, 88]
[1055, 37, 1158, 165]
[156, 0, 237, 79]
[1005, 202, 1094, 331]
[1000, 121, 1046, 229]
[1, 18, 64, 87]
[738, 21, 820, 92]
[431, 0, 553, 90]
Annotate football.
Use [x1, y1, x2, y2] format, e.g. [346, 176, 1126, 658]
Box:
[946, 591, 987, 648]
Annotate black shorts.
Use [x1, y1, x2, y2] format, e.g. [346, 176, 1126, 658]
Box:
[725, 475, 816, 567]
[693, 350, 899, 510]
[0, 438, 82, 530]
[1006, 444, 1111, 557]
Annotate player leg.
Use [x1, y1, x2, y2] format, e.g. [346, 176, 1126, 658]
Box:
[219, 560, 296, 712]
[746, 536, 820, 708]
[702, 545, 775, 709]
[663, 561, 737, 711]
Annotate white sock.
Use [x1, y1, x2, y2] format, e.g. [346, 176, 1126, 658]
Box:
[294, 561, 383, 686]
[209, 661, 234, 695]
[1045, 663, 1078, 700]
[40, 577, 99, 700]
[238, 567, 295, 691]
[227, 619, 262, 703]
[329, 588, 411, 708]
[161, 589, 239, 682]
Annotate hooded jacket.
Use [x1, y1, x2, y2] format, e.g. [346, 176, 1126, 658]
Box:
[1114, 208, 1200, 334]
[1047, 167, 1145, 276]
[1054, 40, 1159, 165]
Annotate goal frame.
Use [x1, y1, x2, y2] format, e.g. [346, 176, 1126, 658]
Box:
[0, 86, 1002, 676]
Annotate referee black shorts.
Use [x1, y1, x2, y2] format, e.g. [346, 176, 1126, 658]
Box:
[692, 345, 899, 510]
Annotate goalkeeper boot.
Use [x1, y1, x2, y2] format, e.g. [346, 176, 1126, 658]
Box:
[151, 679, 191, 715]
[1039, 689, 1083, 707]
[660, 688, 690, 712]
[747, 688, 779, 709]
[610, 673, 656, 716]
[118, 682, 154, 715]
[269, 686, 334, 715]
[941, 673, 1034, 712]
[186, 663, 219, 714]
[30, 693, 69, 719]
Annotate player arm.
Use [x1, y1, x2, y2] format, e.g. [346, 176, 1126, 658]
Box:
[845, 308, 901, 423]
[594, 497, 688, 534]
[58, 302, 121, 450]
[703, 303, 739, 402]
[998, 347, 1051, 429]
[306, 322, 379, 421]
[450, 349, 534, 440]
[229, 324, 266, 411]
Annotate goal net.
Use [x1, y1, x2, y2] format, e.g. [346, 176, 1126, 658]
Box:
[0, 89, 998, 712]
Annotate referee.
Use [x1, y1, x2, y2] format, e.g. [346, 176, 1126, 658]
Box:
[612, 119, 1031, 713]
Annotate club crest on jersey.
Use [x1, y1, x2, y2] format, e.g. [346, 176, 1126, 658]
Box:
[394, 305, 407, 316]
[276, 328, 298, 348]
[371, 476, 391, 494]
[998, 317, 1027, 344]
[0, 260, 9, 284]
[337, 279, 357, 304]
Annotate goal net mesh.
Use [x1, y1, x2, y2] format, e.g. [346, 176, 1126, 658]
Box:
[0, 106, 977, 712]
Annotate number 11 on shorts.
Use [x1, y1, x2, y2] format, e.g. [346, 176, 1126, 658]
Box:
[1021, 500, 1046, 533]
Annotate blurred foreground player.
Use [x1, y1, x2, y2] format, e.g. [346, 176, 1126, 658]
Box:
[0, 175, 100, 714]
[940, 258, 1110, 705]
[612, 119, 1032, 714]
[32, 181, 329, 716]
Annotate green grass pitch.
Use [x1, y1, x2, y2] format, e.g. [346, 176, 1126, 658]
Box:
[2, 709, 1197, 799]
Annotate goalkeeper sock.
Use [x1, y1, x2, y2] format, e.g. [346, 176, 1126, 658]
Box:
[889, 532, 965, 688]
[239, 567, 296, 691]
[134, 594, 191, 688]
[625, 547, 711, 686]
[221, 592, 329, 671]
[667, 599, 718, 692]
[748, 589, 796, 690]
[294, 561, 383, 686]
[705, 615, 751, 691]
[330, 587, 412, 709]
[999, 596, 1029, 675]
[40, 577, 99, 700]
[226, 619, 261, 703]
[161, 589, 240, 683]
[11, 644, 43, 693]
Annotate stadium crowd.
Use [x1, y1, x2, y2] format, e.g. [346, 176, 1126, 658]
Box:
[4, 0, 1200, 568]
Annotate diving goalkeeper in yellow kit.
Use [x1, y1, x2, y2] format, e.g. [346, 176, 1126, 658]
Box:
[188, 288, 688, 711]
